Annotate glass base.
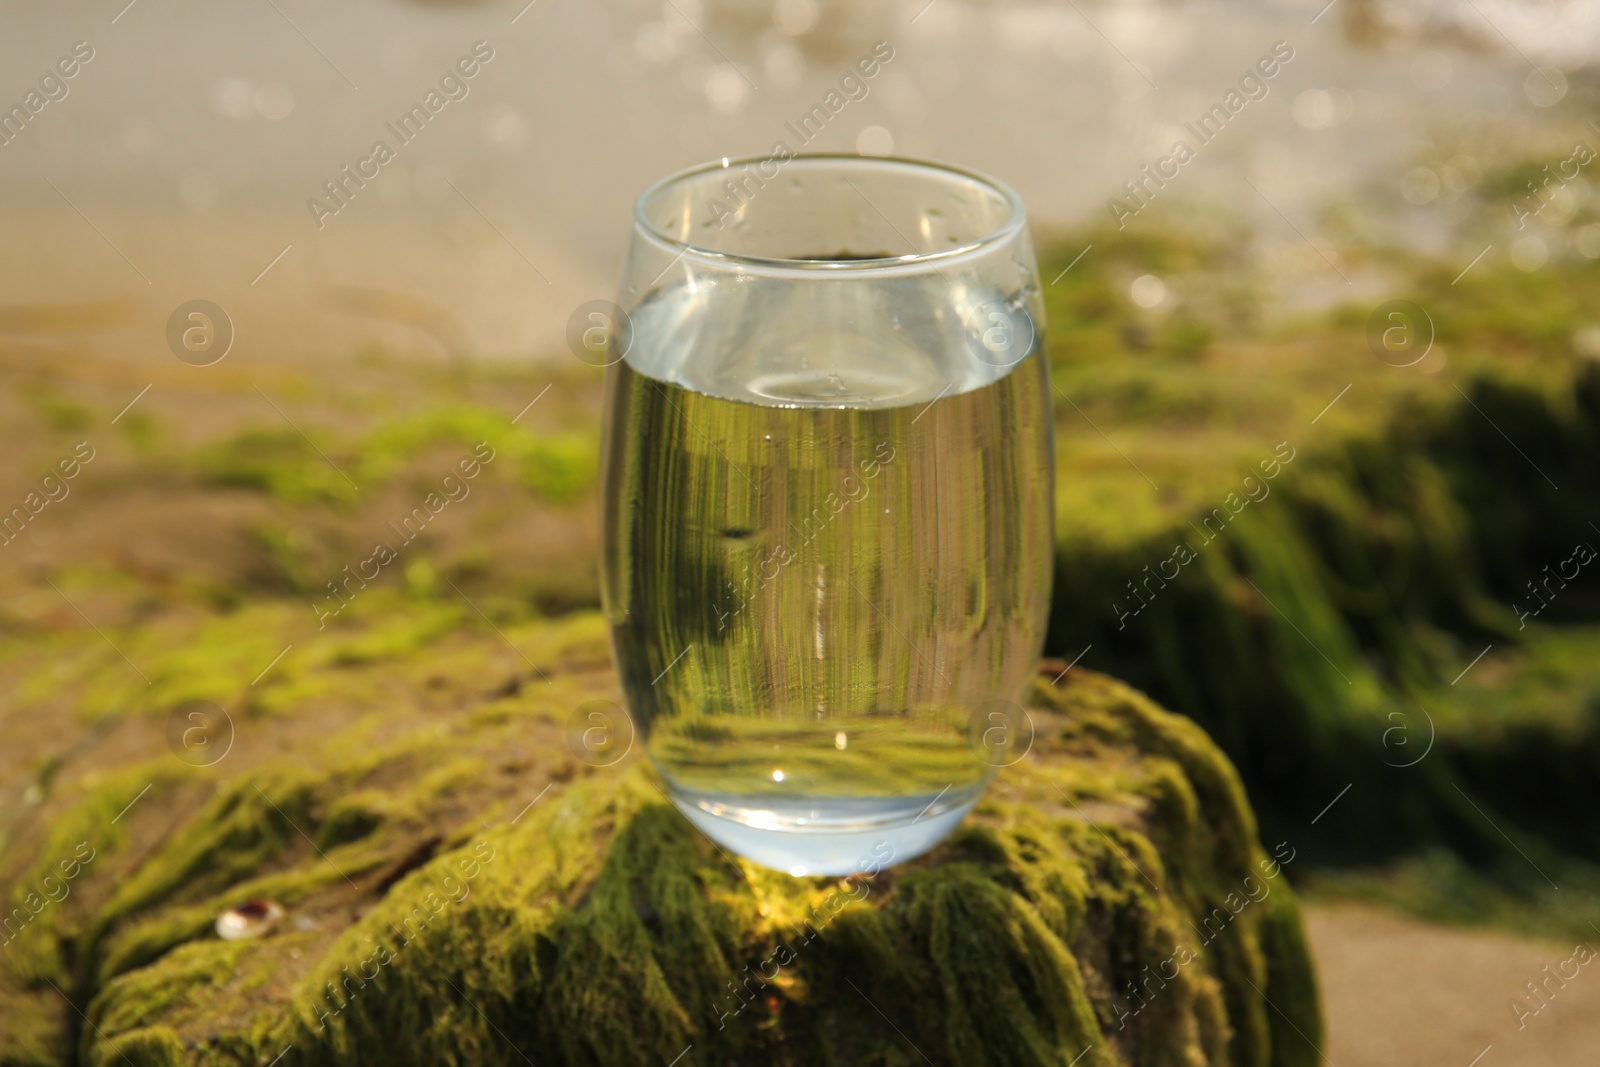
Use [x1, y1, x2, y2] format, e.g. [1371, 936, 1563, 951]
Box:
[668, 783, 982, 877]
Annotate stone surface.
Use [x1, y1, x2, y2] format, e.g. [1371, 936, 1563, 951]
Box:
[0, 628, 1320, 1066]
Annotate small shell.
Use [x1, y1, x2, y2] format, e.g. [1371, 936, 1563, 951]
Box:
[215, 899, 284, 941]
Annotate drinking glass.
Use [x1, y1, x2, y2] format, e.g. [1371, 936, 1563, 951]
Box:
[599, 155, 1054, 876]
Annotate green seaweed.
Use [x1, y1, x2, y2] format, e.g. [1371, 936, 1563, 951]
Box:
[1, 658, 1320, 1067]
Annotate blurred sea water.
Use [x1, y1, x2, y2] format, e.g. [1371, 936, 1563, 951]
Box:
[0, 0, 1591, 360]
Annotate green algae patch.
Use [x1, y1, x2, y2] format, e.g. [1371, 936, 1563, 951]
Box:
[2, 764, 185, 989]
[190, 405, 598, 511]
[3, 656, 1320, 1066]
[1047, 354, 1600, 876]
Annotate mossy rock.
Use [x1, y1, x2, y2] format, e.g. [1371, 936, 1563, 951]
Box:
[1, 640, 1319, 1067]
[1048, 361, 1600, 875]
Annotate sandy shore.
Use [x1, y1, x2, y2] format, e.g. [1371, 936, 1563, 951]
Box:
[1308, 902, 1600, 1065]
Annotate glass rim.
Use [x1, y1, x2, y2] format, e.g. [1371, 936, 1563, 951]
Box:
[631, 153, 1027, 276]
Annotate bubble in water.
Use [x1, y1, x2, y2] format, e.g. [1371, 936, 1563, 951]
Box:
[1524, 67, 1567, 108]
[1575, 223, 1600, 259]
[856, 125, 895, 157]
[773, 0, 819, 36]
[254, 82, 294, 122]
[1401, 167, 1440, 205]
[210, 77, 255, 119]
[704, 65, 749, 113]
[1511, 236, 1548, 271]
[1129, 274, 1166, 308]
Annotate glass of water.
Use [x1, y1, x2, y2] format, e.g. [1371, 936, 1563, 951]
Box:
[600, 155, 1054, 876]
